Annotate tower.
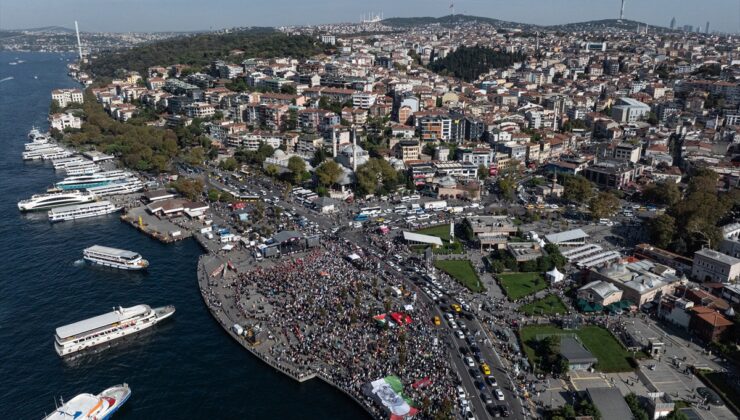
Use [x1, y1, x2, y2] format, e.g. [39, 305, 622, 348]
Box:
[619, 0, 626, 21]
[670, 17, 676, 30]
[705, 21, 710, 34]
[74, 21, 83, 61]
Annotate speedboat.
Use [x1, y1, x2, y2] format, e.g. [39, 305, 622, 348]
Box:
[43, 383, 131, 420]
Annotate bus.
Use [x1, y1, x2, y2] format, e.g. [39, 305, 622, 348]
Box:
[354, 214, 369, 222]
[359, 206, 381, 216]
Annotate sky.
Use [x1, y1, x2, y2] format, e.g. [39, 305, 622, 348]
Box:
[1, 0, 739, 34]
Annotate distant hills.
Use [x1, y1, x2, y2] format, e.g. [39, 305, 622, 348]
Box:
[381, 14, 672, 33]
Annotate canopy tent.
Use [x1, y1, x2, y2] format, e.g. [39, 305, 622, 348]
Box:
[546, 267, 565, 284]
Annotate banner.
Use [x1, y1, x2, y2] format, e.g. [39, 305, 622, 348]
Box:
[369, 376, 418, 418]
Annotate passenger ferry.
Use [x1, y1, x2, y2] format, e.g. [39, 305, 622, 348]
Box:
[86, 178, 143, 197]
[51, 156, 85, 168]
[55, 170, 132, 190]
[22, 146, 64, 160]
[18, 190, 97, 212]
[83, 245, 149, 270]
[64, 163, 101, 176]
[54, 304, 175, 356]
[41, 149, 74, 160]
[48, 200, 121, 222]
[43, 384, 131, 420]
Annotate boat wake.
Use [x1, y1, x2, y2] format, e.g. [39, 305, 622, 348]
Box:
[0, 76, 14, 84]
[73, 259, 85, 267]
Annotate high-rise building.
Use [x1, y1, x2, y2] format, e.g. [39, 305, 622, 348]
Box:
[683, 24, 693, 32]
[705, 21, 710, 34]
[670, 17, 676, 30]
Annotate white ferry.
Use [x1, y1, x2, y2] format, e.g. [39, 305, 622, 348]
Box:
[18, 190, 97, 212]
[65, 163, 101, 176]
[48, 200, 121, 222]
[23, 147, 65, 161]
[41, 149, 74, 160]
[24, 142, 56, 151]
[83, 245, 149, 270]
[86, 178, 144, 197]
[43, 384, 131, 420]
[52, 156, 86, 169]
[54, 304, 175, 356]
[55, 171, 132, 190]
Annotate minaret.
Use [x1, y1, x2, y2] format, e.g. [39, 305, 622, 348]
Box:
[332, 129, 337, 158]
[352, 127, 358, 172]
[74, 21, 83, 61]
[619, 0, 625, 21]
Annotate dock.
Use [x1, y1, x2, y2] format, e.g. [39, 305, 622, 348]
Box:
[120, 206, 192, 243]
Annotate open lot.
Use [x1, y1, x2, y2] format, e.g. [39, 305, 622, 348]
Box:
[415, 223, 452, 241]
[519, 294, 568, 316]
[434, 259, 485, 293]
[498, 272, 547, 300]
[519, 325, 635, 373]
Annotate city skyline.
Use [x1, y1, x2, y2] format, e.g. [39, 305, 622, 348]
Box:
[1, 0, 738, 34]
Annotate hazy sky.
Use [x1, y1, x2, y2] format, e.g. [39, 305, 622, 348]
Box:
[1, 0, 739, 33]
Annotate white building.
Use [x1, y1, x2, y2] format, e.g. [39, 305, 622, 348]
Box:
[51, 89, 84, 108]
[611, 97, 650, 123]
[692, 248, 740, 283]
[49, 112, 82, 131]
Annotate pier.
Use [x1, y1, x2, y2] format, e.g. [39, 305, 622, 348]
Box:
[120, 206, 192, 244]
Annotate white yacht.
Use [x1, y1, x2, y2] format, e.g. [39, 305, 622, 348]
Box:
[27, 126, 47, 140]
[43, 384, 131, 420]
[54, 304, 175, 356]
[48, 200, 121, 222]
[17, 190, 97, 212]
[86, 178, 144, 197]
[52, 156, 85, 168]
[83, 245, 149, 270]
[55, 171, 131, 190]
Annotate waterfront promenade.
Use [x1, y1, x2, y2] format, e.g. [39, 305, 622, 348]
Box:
[195, 236, 457, 419]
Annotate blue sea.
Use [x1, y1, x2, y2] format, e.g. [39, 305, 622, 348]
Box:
[0, 51, 368, 419]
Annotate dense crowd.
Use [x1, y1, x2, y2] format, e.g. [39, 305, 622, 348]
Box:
[229, 239, 457, 418]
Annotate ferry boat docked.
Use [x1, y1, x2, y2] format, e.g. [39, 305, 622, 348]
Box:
[83, 245, 149, 270]
[17, 190, 97, 212]
[52, 156, 86, 169]
[86, 178, 143, 197]
[24, 141, 56, 151]
[64, 163, 101, 176]
[54, 304, 175, 356]
[55, 170, 132, 190]
[43, 383, 131, 420]
[48, 200, 121, 222]
[28, 126, 48, 140]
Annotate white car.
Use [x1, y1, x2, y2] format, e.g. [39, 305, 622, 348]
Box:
[495, 389, 505, 401]
[455, 330, 465, 339]
[464, 356, 475, 367]
[456, 385, 466, 399]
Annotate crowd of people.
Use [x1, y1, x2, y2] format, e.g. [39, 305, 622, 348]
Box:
[226, 238, 457, 418]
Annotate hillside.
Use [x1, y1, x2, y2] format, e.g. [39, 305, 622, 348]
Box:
[382, 14, 529, 29]
[85, 28, 324, 78]
[382, 14, 670, 33]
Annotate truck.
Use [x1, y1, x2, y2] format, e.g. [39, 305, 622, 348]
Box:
[424, 200, 447, 211]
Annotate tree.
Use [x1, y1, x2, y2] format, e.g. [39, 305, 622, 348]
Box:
[589, 191, 619, 219]
[562, 174, 594, 202]
[311, 147, 328, 167]
[207, 189, 221, 202]
[287, 156, 306, 185]
[219, 157, 238, 171]
[171, 178, 204, 200]
[665, 410, 689, 420]
[649, 214, 676, 248]
[265, 164, 279, 178]
[355, 158, 398, 195]
[478, 164, 488, 180]
[497, 177, 516, 201]
[642, 182, 681, 206]
[316, 160, 342, 187]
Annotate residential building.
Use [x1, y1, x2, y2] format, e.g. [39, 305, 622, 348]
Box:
[51, 88, 84, 108]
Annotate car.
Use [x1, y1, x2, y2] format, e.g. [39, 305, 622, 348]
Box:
[485, 375, 498, 387]
[449, 320, 459, 329]
[464, 409, 475, 420]
[486, 404, 500, 417]
[497, 405, 510, 417]
[456, 385, 466, 399]
[464, 356, 475, 367]
[480, 363, 491, 375]
[494, 389, 505, 401]
[451, 303, 462, 313]
[433, 316, 441, 326]
[481, 392, 494, 405]
[475, 381, 486, 391]
[456, 330, 465, 339]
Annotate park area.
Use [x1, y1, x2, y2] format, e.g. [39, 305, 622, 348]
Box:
[519, 325, 635, 373]
[520, 294, 568, 316]
[434, 259, 485, 293]
[415, 224, 452, 241]
[497, 272, 547, 300]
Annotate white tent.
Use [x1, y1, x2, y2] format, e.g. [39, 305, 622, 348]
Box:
[546, 267, 564, 284]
